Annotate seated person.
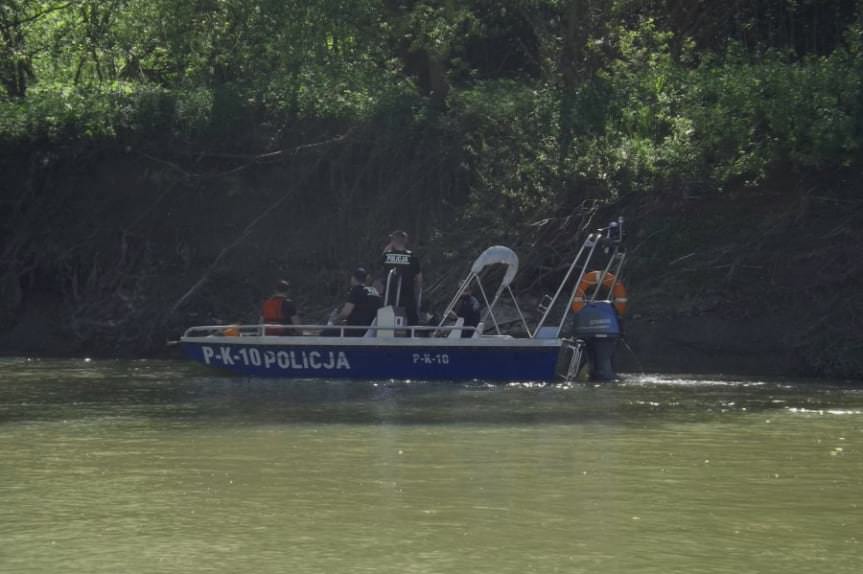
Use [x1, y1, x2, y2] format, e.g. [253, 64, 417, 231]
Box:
[454, 290, 481, 338]
[415, 299, 438, 338]
[330, 267, 382, 337]
[261, 280, 300, 335]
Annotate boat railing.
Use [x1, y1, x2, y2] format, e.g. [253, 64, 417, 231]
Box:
[182, 323, 486, 340]
[532, 217, 626, 338]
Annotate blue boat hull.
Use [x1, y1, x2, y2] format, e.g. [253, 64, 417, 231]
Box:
[182, 339, 561, 381]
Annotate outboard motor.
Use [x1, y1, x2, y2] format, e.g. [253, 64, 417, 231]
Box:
[534, 216, 628, 382]
[564, 301, 621, 381]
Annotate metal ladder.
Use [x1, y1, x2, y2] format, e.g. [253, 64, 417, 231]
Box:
[563, 338, 586, 381]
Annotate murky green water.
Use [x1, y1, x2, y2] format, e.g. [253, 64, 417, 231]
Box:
[1, 359, 861, 574]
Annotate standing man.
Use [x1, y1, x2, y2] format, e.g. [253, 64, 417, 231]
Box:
[381, 230, 422, 325]
[261, 280, 300, 335]
[333, 267, 382, 337]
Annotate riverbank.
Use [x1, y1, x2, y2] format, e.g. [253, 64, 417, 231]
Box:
[1, 146, 860, 378]
[620, 185, 863, 379]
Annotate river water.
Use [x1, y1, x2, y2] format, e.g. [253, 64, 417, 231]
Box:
[0, 359, 860, 574]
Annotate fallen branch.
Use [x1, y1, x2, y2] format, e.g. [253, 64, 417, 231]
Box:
[163, 186, 295, 320]
[138, 128, 355, 179]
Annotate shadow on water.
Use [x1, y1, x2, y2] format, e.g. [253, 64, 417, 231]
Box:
[1, 358, 861, 427]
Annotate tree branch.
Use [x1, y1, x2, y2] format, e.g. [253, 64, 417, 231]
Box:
[138, 128, 355, 179]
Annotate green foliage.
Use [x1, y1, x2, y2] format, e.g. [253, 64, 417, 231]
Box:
[692, 46, 862, 184]
[452, 80, 560, 226]
[2, 0, 863, 200]
[0, 83, 214, 142]
[568, 18, 863, 195]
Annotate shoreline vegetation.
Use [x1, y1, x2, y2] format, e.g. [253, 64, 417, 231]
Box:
[2, 1, 862, 378]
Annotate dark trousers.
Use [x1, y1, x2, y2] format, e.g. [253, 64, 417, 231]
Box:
[405, 303, 418, 326]
[385, 287, 417, 325]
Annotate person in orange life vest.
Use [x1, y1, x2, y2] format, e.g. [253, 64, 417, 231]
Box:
[381, 230, 422, 325]
[332, 267, 382, 337]
[260, 280, 300, 335]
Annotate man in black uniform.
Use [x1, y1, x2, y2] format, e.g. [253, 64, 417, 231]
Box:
[333, 267, 382, 337]
[381, 230, 422, 325]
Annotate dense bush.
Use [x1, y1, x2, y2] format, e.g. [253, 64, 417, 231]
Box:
[571, 21, 863, 196]
[0, 83, 212, 142]
[2, 1, 862, 201]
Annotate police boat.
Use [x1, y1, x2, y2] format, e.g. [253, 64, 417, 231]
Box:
[180, 219, 628, 381]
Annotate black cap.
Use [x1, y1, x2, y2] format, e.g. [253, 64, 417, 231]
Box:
[276, 279, 291, 292]
[352, 267, 368, 282]
[389, 230, 408, 240]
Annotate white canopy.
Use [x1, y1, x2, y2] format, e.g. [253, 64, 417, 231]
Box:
[470, 245, 519, 287]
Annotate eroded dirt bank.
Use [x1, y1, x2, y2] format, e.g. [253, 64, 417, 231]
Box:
[2, 146, 861, 379]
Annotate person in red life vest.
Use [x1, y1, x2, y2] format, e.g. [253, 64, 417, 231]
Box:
[260, 280, 300, 335]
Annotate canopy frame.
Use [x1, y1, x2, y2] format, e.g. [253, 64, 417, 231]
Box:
[437, 246, 530, 336]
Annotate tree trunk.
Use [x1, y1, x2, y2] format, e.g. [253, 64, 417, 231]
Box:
[558, 0, 593, 195]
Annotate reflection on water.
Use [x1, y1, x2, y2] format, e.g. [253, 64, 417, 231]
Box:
[1, 358, 861, 574]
